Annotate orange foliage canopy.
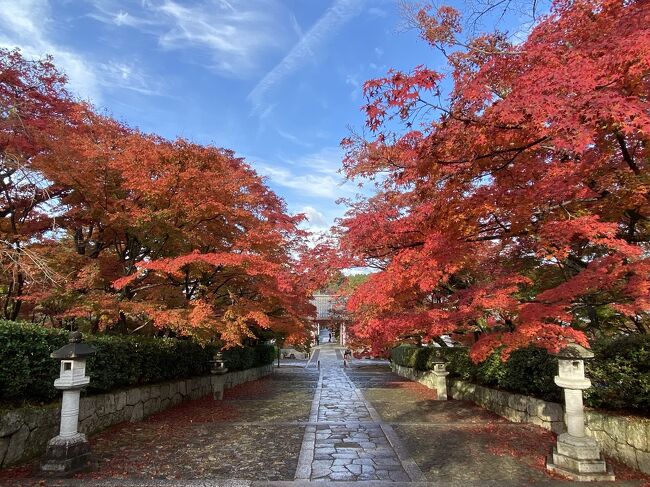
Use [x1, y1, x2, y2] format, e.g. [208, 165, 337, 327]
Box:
[337, 0, 650, 360]
[0, 48, 315, 345]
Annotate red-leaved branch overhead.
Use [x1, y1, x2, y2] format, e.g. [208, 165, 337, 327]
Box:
[337, 0, 650, 360]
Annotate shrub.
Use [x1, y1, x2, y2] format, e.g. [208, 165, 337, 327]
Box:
[254, 344, 276, 367]
[585, 334, 650, 412]
[474, 352, 508, 387]
[441, 347, 474, 381]
[220, 344, 275, 371]
[0, 320, 272, 404]
[391, 344, 420, 369]
[84, 335, 217, 394]
[390, 335, 650, 413]
[0, 321, 68, 403]
[222, 346, 254, 371]
[498, 347, 560, 402]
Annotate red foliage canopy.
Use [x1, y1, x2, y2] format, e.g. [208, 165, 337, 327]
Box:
[337, 0, 650, 360]
[0, 48, 316, 346]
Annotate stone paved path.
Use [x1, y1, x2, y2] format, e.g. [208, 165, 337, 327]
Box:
[295, 345, 418, 482]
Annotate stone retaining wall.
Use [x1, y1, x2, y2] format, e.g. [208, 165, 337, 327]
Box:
[0, 364, 273, 468]
[391, 363, 650, 474]
[390, 363, 442, 396]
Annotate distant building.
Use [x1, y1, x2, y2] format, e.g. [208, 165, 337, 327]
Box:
[310, 294, 349, 346]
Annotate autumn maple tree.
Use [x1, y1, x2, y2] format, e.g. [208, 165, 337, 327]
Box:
[336, 0, 649, 360]
[0, 48, 315, 346]
[0, 50, 78, 321]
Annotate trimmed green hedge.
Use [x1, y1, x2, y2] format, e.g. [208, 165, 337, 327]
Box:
[585, 335, 650, 412]
[0, 321, 69, 404]
[222, 344, 275, 371]
[391, 335, 650, 413]
[0, 320, 274, 404]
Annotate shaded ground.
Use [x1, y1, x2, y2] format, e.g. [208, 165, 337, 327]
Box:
[0, 367, 318, 486]
[348, 362, 650, 485]
[87, 419, 304, 480]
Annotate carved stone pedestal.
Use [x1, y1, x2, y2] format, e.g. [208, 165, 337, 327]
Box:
[40, 332, 96, 477]
[40, 433, 94, 476]
[547, 433, 614, 481]
[431, 362, 449, 400]
[210, 351, 228, 400]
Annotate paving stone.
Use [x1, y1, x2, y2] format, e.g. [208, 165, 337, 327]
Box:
[313, 454, 333, 460]
[329, 471, 356, 480]
[352, 457, 375, 465]
[331, 452, 358, 459]
[314, 447, 335, 454]
[346, 464, 362, 475]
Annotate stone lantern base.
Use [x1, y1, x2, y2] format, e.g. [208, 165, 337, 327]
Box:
[546, 433, 615, 481]
[40, 433, 94, 476]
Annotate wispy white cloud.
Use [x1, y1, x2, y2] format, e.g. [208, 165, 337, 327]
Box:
[257, 164, 343, 198]
[300, 206, 327, 227]
[345, 73, 361, 99]
[248, 0, 366, 113]
[90, 0, 293, 78]
[249, 147, 351, 199]
[293, 147, 346, 176]
[275, 128, 313, 148]
[0, 0, 164, 102]
[98, 61, 166, 96]
[288, 12, 303, 38]
[88, 1, 159, 30]
[0, 0, 101, 101]
[157, 0, 285, 75]
[258, 103, 277, 121]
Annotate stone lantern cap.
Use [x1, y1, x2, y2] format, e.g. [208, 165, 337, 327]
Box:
[428, 352, 446, 364]
[51, 331, 96, 360]
[551, 342, 594, 360]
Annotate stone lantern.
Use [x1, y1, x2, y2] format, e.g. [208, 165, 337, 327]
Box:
[428, 354, 449, 401]
[546, 342, 614, 481]
[41, 331, 96, 476]
[210, 351, 229, 400]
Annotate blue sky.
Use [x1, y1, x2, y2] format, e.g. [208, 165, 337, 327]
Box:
[0, 0, 534, 235]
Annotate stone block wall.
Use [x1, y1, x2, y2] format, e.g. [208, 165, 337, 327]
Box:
[0, 364, 273, 468]
[391, 363, 650, 474]
[448, 379, 566, 433]
[584, 410, 650, 474]
[390, 363, 440, 397]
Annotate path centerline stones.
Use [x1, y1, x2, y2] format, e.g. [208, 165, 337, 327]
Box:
[294, 345, 422, 482]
